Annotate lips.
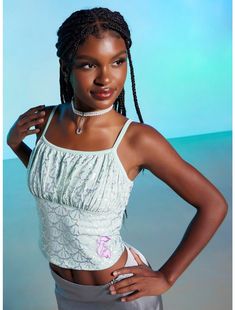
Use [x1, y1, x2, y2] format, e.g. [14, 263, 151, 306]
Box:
[91, 89, 114, 100]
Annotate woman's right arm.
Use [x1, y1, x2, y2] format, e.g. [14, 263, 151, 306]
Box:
[6, 105, 46, 168]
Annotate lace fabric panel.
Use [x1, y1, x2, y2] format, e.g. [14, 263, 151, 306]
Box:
[27, 137, 134, 270]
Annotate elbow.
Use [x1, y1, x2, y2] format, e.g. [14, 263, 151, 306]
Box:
[207, 201, 228, 224]
[215, 190, 228, 216]
[218, 202, 228, 220]
[216, 194, 229, 219]
[197, 197, 228, 224]
[215, 202, 228, 227]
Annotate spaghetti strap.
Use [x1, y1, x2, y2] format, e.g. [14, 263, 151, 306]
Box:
[40, 105, 58, 139]
[112, 119, 133, 150]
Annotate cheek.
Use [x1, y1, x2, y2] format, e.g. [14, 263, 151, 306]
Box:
[121, 64, 128, 81]
[113, 67, 127, 86]
[70, 73, 93, 91]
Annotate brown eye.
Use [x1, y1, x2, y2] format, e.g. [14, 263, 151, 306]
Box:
[84, 63, 95, 69]
[77, 63, 96, 69]
[113, 58, 127, 66]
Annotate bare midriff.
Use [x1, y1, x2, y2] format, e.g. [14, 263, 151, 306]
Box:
[49, 247, 128, 285]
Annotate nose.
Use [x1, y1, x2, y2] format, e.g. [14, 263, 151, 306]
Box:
[94, 66, 111, 86]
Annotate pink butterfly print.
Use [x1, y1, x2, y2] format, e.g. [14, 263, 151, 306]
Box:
[96, 236, 111, 258]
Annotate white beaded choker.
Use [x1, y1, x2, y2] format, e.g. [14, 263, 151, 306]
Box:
[71, 98, 114, 135]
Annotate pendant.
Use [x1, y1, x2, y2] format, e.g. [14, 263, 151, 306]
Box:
[75, 115, 85, 135]
[76, 127, 82, 135]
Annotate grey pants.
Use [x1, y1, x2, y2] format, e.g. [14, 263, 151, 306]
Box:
[50, 242, 163, 309]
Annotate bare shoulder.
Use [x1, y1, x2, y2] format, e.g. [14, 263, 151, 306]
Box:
[129, 121, 172, 153]
[35, 104, 58, 141]
[129, 121, 185, 174]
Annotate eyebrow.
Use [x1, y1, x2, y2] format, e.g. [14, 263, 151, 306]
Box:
[75, 50, 127, 60]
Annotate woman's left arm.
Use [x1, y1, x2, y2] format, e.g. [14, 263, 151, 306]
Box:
[111, 124, 228, 301]
[138, 124, 228, 286]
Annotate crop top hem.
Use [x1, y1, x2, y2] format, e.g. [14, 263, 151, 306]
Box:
[40, 240, 126, 271]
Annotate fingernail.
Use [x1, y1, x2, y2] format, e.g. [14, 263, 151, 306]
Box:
[121, 298, 126, 302]
[110, 290, 116, 295]
[113, 271, 118, 276]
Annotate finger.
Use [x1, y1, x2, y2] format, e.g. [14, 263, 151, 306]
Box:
[19, 105, 45, 119]
[29, 105, 46, 113]
[129, 247, 145, 265]
[19, 110, 45, 127]
[24, 128, 40, 135]
[111, 276, 137, 291]
[121, 290, 144, 302]
[115, 283, 139, 295]
[113, 266, 142, 277]
[21, 117, 45, 131]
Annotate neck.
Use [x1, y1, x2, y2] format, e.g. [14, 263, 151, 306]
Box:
[71, 97, 107, 113]
[71, 98, 114, 116]
[69, 101, 115, 130]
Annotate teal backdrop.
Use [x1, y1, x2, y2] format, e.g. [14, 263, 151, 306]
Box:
[4, 0, 231, 159]
[3, 2, 232, 310]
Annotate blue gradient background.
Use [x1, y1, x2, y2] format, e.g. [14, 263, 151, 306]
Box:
[3, 1, 232, 310]
[4, 0, 231, 159]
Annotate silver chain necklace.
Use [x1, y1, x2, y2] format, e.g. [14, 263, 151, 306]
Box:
[71, 98, 114, 135]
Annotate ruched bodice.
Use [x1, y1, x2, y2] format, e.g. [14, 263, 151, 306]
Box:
[27, 104, 134, 270]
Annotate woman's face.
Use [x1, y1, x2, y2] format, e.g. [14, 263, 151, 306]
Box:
[62, 31, 128, 111]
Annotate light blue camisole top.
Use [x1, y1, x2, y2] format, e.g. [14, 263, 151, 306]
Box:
[27, 104, 134, 270]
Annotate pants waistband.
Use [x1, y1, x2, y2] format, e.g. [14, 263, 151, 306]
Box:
[49, 242, 150, 299]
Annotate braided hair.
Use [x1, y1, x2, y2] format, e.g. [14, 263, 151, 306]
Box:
[55, 7, 145, 221]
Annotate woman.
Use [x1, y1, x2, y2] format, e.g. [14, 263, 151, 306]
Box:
[7, 7, 228, 310]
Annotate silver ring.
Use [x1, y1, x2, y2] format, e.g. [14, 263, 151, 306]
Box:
[108, 278, 117, 286]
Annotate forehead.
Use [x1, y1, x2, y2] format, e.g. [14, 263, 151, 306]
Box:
[75, 31, 127, 59]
